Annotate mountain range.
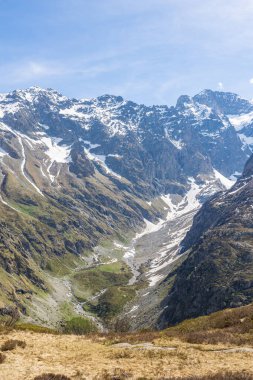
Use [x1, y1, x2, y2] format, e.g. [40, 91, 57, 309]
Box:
[0, 86, 253, 330]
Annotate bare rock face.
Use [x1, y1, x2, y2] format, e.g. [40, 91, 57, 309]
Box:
[193, 90, 253, 115]
[242, 154, 253, 178]
[158, 159, 253, 328]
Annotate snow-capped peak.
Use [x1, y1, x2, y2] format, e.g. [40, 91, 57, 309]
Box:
[12, 86, 68, 104]
[176, 95, 212, 121]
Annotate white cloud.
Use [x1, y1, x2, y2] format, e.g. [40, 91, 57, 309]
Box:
[0, 59, 119, 89]
[249, 78, 253, 84]
[0, 60, 66, 86]
[14, 61, 66, 82]
[218, 82, 224, 90]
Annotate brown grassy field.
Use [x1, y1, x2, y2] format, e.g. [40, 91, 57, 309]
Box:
[1, 303, 253, 380]
[0, 329, 252, 380]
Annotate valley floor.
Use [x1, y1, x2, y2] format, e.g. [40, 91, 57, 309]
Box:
[0, 330, 253, 380]
[7, 173, 228, 331]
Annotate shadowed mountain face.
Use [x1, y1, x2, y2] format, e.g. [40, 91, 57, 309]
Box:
[158, 154, 253, 329]
[0, 86, 253, 324]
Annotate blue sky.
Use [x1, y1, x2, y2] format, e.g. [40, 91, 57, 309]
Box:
[1, 0, 253, 105]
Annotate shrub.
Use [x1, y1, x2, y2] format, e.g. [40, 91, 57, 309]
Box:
[101, 330, 158, 346]
[1, 339, 26, 351]
[93, 287, 135, 319]
[62, 317, 97, 335]
[113, 318, 131, 333]
[94, 367, 132, 380]
[0, 353, 6, 364]
[16, 323, 57, 334]
[34, 375, 71, 380]
[108, 350, 133, 359]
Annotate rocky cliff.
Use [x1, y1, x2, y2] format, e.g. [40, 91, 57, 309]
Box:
[158, 154, 253, 328]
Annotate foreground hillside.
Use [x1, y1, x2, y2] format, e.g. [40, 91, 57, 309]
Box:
[1, 303, 253, 379]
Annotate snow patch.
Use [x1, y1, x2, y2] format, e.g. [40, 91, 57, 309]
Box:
[228, 112, 253, 131]
[114, 241, 128, 249]
[182, 101, 212, 121]
[161, 178, 201, 221]
[135, 218, 165, 239]
[214, 169, 235, 189]
[126, 305, 139, 314]
[83, 142, 122, 179]
[230, 171, 241, 181]
[41, 137, 71, 163]
[123, 247, 135, 260]
[238, 133, 253, 151]
[18, 136, 44, 196]
[164, 128, 184, 150]
[148, 274, 164, 287]
[59, 106, 87, 120]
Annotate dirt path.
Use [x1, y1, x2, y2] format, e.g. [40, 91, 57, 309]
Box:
[112, 342, 177, 350]
[213, 347, 253, 353]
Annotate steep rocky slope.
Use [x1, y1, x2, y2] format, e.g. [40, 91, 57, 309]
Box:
[158, 154, 253, 328]
[0, 86, 253, 327]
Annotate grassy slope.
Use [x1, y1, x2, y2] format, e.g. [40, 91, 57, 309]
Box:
[162, 302, 253, 346]
[0, 163, 167, 325]
[1, 304, 253, 379]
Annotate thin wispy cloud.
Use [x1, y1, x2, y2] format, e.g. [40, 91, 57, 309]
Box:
[0, 59, 120, 88]
[0, 1, 252, 104]
[0, 61, 66, 86]
[16, 61, 63, 81]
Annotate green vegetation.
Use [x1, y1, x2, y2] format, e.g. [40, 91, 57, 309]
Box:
[15, 323, 57, 334]
[59, 301, 77, 320]
[62, 317, 97, 335]
[162, 302, 253, 346]
[97, 261, 126, 273]
[45, 254, 86, 277]
[72, 261, 132, 301]
[165, 302, 253, 333]
[98, 302, 253, 347]
[65, 259, 138, 321]
[93, 286, 136, 319]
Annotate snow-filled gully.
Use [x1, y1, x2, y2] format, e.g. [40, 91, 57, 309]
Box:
[0, 122, 44, 196]
[17, 136, 44, 196]
[121, 173, 235, 289]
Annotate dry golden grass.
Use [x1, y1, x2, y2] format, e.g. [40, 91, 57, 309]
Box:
[34, 375, 71, 380]
[0, 330, 253, 380]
